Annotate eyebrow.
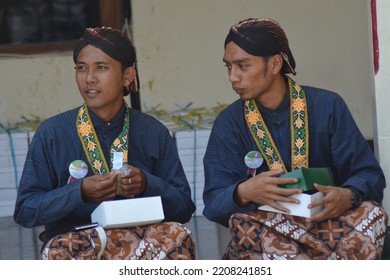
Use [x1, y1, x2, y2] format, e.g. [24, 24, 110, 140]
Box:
[222, 57, 250, 64]
[76, 61, 110, 65]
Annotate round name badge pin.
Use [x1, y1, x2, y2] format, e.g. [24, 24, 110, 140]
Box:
[244, 151, 264, 169]
[69, 160, 88, 179]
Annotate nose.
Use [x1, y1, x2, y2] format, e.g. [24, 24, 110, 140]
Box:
[86, 69, 97, 84]
[228, 67, 240, 83]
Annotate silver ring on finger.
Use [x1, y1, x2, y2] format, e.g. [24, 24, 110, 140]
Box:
[128, 178, 132, 184]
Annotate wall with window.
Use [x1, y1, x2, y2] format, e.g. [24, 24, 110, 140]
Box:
[0, 0, 124, 125]
[0, 1, 100, 45]
[0, 0, 375, 142]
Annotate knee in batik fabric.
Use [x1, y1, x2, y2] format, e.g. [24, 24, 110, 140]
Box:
[330, 201, 388, 260]
[102, 222, 196, 260]
[263, 201, 389, 260]
[253, 203, 388, 260]
[41, 228, 103, 260]
[224, 211, 302, 260]
[224, 205, 388, 260]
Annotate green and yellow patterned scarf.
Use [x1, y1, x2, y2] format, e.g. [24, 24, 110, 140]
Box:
[76, 103, 129, 174]
[244, 76, 309, 172]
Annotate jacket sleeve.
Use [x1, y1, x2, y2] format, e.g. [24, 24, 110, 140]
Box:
[13, 123, 86, 228]
[202, 114, 258, 228]
[140, 130, 196, 224]
[128, 113, 195, 224]
[328, 95, 386, 201]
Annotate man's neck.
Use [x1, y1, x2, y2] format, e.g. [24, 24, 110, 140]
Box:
[89, 101, 125, 122]
[256, 75, 287, 110]
[88, 102, 125, 123]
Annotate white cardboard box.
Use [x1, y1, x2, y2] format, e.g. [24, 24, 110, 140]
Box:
[91, 196, 164, 229]
[258, 192, 324, 218]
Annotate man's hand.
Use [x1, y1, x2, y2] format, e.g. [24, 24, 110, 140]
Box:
[235, 170, 302, 214]
[118, 166, 146, 197]
[308, 183, 352, 222]
[81, 173, 117, 203]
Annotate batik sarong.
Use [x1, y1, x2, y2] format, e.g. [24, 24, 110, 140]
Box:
[223, 201, 387, 260]
[42, 222, 195, 260]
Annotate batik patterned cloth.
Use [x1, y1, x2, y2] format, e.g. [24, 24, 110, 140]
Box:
[42, 222, 195, 260]
[223, 201, 387, 260]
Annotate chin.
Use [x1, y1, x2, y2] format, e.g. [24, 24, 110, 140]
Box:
[239, 95, 251, 101]
[84, 99, 103, 109]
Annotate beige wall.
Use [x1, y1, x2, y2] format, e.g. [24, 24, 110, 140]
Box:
[0, 55, 80, 125]
[0, 0, 375, 140]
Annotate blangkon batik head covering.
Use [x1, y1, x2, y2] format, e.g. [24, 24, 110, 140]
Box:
[73, 26, 138, 96]
[224, 18, 296, 75]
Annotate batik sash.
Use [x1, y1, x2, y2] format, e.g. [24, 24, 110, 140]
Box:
[244, 76, 309, 172]
[76, 103, 129, 174]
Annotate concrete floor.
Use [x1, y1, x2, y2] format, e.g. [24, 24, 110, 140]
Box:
[0, 215, 230, 260]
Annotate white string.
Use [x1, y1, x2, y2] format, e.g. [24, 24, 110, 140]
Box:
[95, 226, 107, 260]
[122, 18, 133, 41]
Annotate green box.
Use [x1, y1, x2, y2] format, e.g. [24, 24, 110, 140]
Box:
[278, 167, 334, 192]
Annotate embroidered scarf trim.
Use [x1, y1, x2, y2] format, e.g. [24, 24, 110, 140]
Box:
[244, 76, 309, 172]
[76, 103, 129, 175]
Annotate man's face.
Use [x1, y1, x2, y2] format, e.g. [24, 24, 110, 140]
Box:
[223, 41, 275, 101]
[75, 45, 125, 120]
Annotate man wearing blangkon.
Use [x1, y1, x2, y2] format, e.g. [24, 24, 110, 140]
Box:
[14, 27, 196, 260]
[203, 18, 388, 259]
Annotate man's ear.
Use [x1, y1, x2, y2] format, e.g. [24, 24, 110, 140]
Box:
[271, 54, 283, 74]
[124, 67, 136, 87]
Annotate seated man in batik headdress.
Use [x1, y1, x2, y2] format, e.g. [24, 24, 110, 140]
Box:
[203, 18, 388, 260]
[14, 27, 196, 260]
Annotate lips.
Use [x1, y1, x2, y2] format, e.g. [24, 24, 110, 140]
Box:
[232, 86, 244, 94]
[84, 88, 100, 96]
